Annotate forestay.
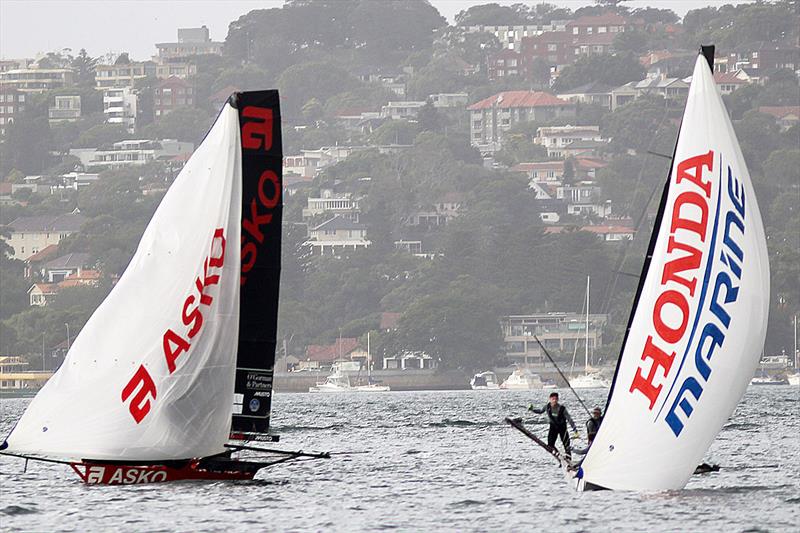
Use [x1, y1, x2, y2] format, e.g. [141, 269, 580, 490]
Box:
[2, 105, 242, 461]
[578, 51, 770, 491]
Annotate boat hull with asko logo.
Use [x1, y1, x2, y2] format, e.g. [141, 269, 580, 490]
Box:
[69, 457, 267, 484]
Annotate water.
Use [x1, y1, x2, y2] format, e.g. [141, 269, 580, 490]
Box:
[1, 387, 798, 532]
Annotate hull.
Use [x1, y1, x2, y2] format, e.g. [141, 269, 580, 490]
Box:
[569, 373, 610, 389]
[787, 373, 800, 386]
[69, 457, 267, 484]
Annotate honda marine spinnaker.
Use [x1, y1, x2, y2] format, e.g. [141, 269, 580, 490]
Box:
[1, 91, 330, 484]
[507, 47, 770, 491]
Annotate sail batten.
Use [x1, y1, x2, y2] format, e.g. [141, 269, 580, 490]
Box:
[579, 50, 769, 491]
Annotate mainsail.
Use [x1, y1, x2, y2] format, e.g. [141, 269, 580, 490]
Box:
[578, 48, 770, 491]
[2, 102, 243, 461]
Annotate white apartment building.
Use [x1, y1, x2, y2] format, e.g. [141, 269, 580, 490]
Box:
[381, 101, 426, 120]
[103, 87, 138, 132]
[0, 68, 74, 92]
[5, 212, 87, 260]
[48, 95, 81, 124]
[302, 189, 360, 220]
[69, 139, 193, 171]
[95, 62, 155, 90]
[535, 125, 604, 154]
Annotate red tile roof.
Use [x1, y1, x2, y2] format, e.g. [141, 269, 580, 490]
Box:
[25, 244, 60, 263]
[757, 106, 800, 119]
[0, 182, 12, 195]
[510, 161, 564, 173]
[305, 338, 359, 362]
[380, 312, 401, 330]
[580, 225, 636, 235]
[713, 72, 748, 84]
[468, 91, 571, 111]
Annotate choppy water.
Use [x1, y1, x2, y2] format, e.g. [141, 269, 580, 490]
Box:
[1, 387, 798, 532]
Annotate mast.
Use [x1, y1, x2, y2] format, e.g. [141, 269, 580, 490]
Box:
[794, 315, 798, 369]
[367, 331, 371, 379]
[585, 275, 590, 372]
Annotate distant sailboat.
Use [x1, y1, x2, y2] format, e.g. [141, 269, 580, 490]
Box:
[0, 91, 329, 484]
[508, 47, 771, 492]
[569, 276, 611, 389]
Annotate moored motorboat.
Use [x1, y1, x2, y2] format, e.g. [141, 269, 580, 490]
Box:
[471, 371, 500, 390]
[500, 368, 547, 390]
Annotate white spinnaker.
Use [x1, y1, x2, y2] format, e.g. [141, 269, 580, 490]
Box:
[3, 104, 242, 461]
[579, 54, 769, 491]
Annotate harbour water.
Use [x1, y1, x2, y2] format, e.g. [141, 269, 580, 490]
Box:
[1, 387, 798, 532]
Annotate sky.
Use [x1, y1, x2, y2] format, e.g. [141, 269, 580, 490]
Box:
[0, 0, 754, 61]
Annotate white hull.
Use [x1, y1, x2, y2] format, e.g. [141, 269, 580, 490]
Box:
[500, 369, 548, 390]
[471, 371, 500, 390]
[787, 373, 800, 386]
[308, 383, 391, 393]
[569, 373, 610, 389]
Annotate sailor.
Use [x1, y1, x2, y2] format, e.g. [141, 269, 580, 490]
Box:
[586, 406, 603, 446]
[528, 392, 577, 460]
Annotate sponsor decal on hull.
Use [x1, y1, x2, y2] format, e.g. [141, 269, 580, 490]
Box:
[69, 461, 257, 484]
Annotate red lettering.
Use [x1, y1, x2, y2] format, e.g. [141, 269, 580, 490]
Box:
[653, 289, 690, 344]
[661, 236, 703, 296]
[182, 295, 202, 338]
[163, 329, 191, 373]
[670, 191, 709, 242]
[242, 200, 273, 243]
[121, 365, 157, 423]
[208, 228, 226, 268]
[629, 336, 676, 409]
[242, 240, 257, 274]
[676, 150, 713, 197]
[241, 106, 273, 151]
[258, 170, 281, 209]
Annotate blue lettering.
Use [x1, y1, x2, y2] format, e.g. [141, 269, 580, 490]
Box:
[665, 377, 703, 436]
[726, 167, 745, 218]
[695, 323, 725, 380]
[709, 271, 739, 328]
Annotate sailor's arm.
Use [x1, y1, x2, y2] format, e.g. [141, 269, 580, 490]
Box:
[565, 408, 577, 431]
[528, 404, 546, 414]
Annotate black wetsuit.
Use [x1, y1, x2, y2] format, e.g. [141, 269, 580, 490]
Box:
[586, 415, 603, 445]
[532, 403, 576, 459]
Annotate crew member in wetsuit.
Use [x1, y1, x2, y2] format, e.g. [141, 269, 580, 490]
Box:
[586, 406, 603, 446]
[528, 392, 577, 460]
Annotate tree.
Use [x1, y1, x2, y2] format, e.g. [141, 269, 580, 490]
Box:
[455, 3, 530, 26]
[762, 149, 800, 189]
[277, 62, 359, 118]
[601, 95, 679, 154]
[141, 107, 215, 145]
[552, 53, 645, 93]
[71, 48, 97, 88]
[114, 52, 131, 65]
[417, 101, 442, 132]
[0, 116, 53, 175]
[612, 31, 649, 55]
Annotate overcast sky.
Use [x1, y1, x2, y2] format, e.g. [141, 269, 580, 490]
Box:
[0, 0, 753, 61]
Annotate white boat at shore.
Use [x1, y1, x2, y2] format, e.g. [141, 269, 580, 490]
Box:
[569, 371, 611, 389]
[500, 368, 548, 390]
[470, 371, 500, 390]
[787, 373, 800, 386]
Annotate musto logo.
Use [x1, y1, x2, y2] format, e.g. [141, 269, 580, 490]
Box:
[628, 150, 747, 437]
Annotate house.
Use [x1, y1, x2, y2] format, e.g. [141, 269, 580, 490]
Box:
[28, 283, 60, 306]
[5, 212, 87, 260]
[468, 91, 575, 153]
[23, 244, 60, 278]
[518, 31, 575, 75]
[302, 337, 360, 369]
[713, 70, 752, 95]
[58, 269, 102, 288]
[565, 12, 637, 37]
[394, 240, 423, 255]
[556, 82, 614, 109]
[302, 190, 360, 221]
[103, 87, 137, 132]
[429, 93, 469, 108]
[500, 312, 608, 366]
[580, 224, 635, 241]
[155, 62, 197, 80]
[0, 86, 25, 136]
[757, 106, 800, 131]
[208, 85, 240, 112]
[382, 350, 436, 370]
[534, 125, 604, 157]
[511, 161, 565, 182]
[284, 146, 356, 179]
[156, 26, 224, 59]
[572, 32, 616, 57]
[95, 61, 155, 90]
[381, 101, 426, 120]
[306, 215, 370, 255]
[0, 67, 75, 92]
[154, 77, 194, 117]
[463, 23, 566, 50]
[406, 192, 464, 227]
[39, 252, 91, 282]
[559, 139, 608, 159]
[724, 43, 798, 75]
[487, 48, 523, 80]
[48, 95, 81, 124]
[610, 75, 690, 110]
[380, 312, 401, 331]
[69, 139, 194, 171]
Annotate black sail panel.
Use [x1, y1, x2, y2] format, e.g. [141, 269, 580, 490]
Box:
[231, 91, 282, 438]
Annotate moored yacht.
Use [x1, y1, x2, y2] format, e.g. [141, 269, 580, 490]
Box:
[500, 368, 547, 390]
[470, 371, 499, 390]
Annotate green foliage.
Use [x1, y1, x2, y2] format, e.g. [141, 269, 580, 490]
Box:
[140, 107, 215, 145]
[552, 53, 645, 93]
[72, 123, 132, 149]
[455, 3, 530, 26]
[278, 62, 360, 118]
[0, 116, 53, 175]
[600, 95, 679, 154]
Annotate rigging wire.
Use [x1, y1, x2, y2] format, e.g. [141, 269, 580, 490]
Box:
[533, 335, 592, 418]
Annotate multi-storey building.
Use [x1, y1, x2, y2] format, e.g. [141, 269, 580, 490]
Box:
[306, 215, 370, 255]
[48, 95, 81, 124]
[302, 190, 360, 221]
[155, 62, 197, 80]
[154, 76, 194, 117]
[501, 312, 607, 366]
[69, 139, 194, 171]
[0, 86, 25, 136]
[4, 212, 88, 260]
[535, 125, 604, 157]
[95, 61, 155, 90]
[103, 87, 138, 132]
[463, 22, 567, 50]
[155, 26, 224, 60]
[0, 68, 74, 92]
[468, 91, 575, 153]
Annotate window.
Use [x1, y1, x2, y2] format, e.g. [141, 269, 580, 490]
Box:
[586, 27, 593, 34]
[599, 26, 607, 33]
[572, 27, 578, 34]
[547, 43, 557, 51]
[0, 95, 4, 102]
